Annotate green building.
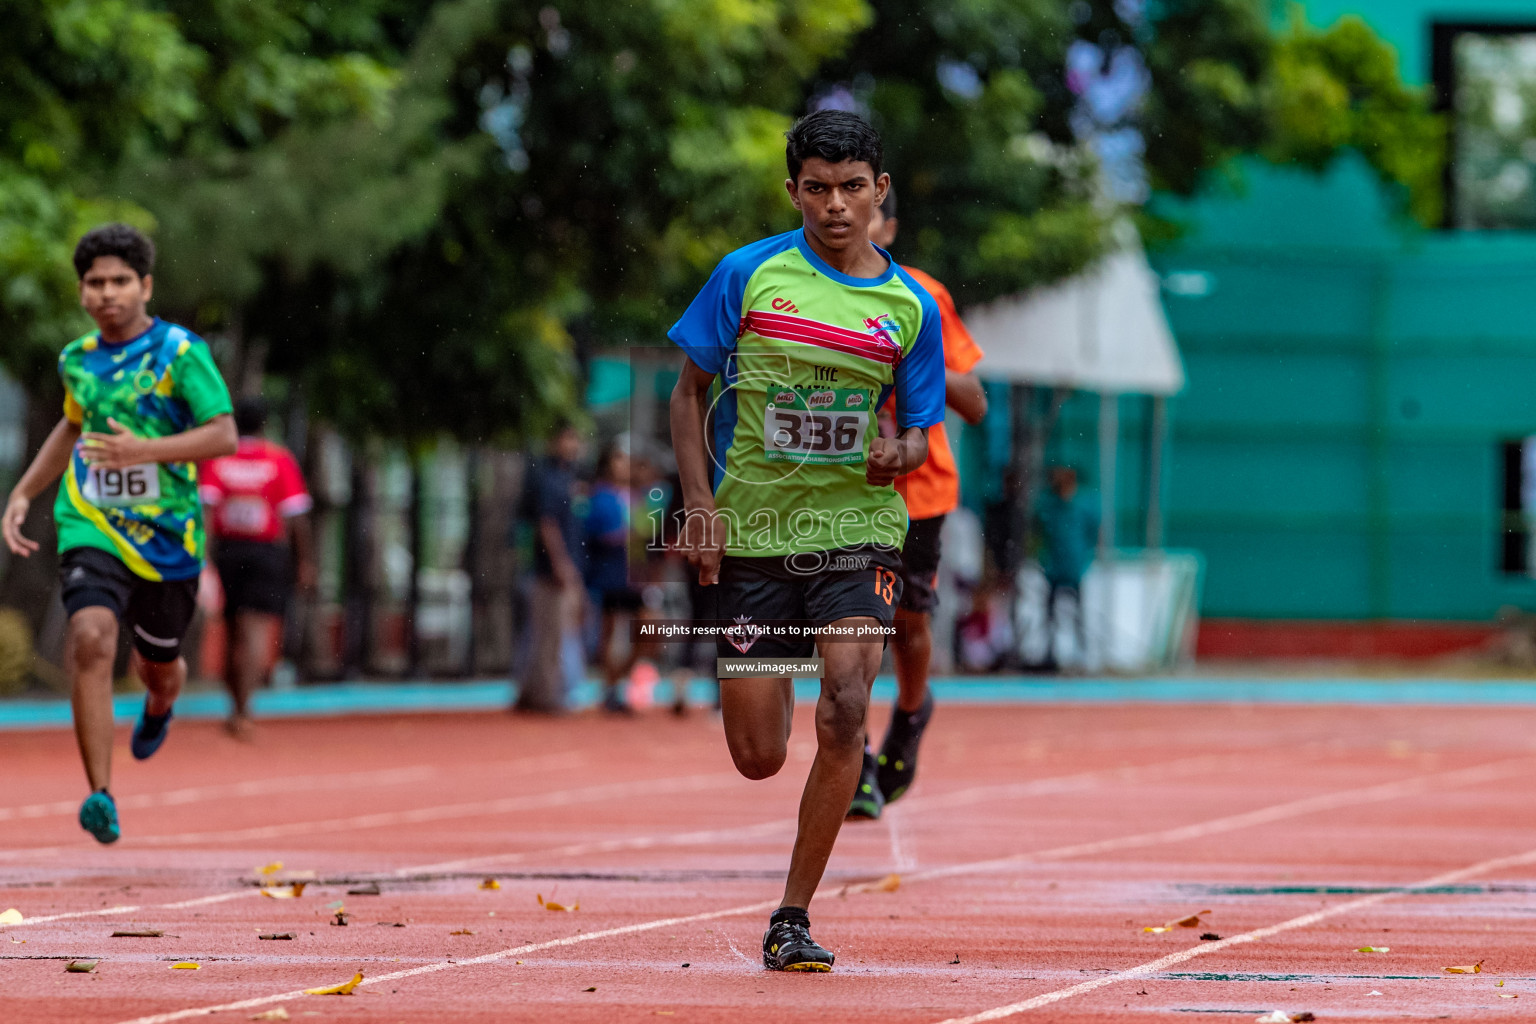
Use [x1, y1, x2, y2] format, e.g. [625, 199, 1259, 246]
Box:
[1069, 0, 1536, 654]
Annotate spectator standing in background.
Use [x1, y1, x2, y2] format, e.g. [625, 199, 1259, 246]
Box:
[199, 397, 314, 740]
[517, 421, 587, 714]
[1036, 466, 1099, 670]
[585, 440, 645, 714]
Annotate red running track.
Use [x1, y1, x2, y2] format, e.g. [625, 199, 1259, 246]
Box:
[4, 702, 1536, 1022]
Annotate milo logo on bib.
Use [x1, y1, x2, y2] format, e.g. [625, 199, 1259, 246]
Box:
[763, 389, 871, 466]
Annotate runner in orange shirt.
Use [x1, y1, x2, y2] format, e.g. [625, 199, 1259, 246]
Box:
[849, 187, 987, 819]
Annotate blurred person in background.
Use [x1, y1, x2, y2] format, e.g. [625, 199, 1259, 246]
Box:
[516, 421, 587, 714]
[1036, 465, 1099, 671]
[847, 187, 987, 820]
[585, 438, 646, 714]
[199, 397, 315, 740]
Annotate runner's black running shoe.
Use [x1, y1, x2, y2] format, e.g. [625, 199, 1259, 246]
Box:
[877, 690, 934, 804]
[762, 911, 834, 972]
[846, 747, 884, 820]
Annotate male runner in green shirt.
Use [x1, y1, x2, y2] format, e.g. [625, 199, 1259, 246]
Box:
[2, 224, 236, 843]
[669, 109, 946, 970]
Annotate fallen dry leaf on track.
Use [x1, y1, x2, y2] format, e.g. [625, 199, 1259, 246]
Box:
[0, 908, 23, 925]
[65, 960, 97, 973]
[305, 971, 363, 995]
[258, 934, 295, 941]
[112, 930, 163, 938]
[1444, 960, 1484, 974]
[171, 962, 200, 970]
[876, 874, 901, 893]
[480, 878, 501, 890]
[261, 883, 306, 899]
[250, 1009, 290, 1021]
[256, 862, 283, 877]
[1144, 910, 1211, 933]
[450, 929, 474, 936]
[582, 986, 597, 992]
[347, 883, 381, 896]
[538, 894, 578, 912]
[1254, 1014, 1312, 1024]
[1357, 946, 1390, 953]
[1501, 993, 1519, 999]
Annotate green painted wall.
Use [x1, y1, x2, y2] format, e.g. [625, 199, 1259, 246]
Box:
[1148, 0, 1536, 620]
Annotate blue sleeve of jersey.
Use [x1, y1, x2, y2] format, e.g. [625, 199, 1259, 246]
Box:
[667, 232, 799, 375]
[667, 259, 749, 376]
[892, 285, 946, 430]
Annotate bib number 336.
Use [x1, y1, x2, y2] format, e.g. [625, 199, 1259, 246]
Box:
[83, 464, 160, 507]
[765, 409, 867, 465]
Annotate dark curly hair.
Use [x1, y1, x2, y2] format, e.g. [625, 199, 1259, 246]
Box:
[785, 109, 883, 182]
[73, 223, 155, 280]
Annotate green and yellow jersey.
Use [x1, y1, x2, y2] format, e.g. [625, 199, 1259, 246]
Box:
[55, 318, 233, 581]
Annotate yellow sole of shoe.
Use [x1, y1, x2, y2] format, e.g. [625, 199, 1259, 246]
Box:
[781, 962, 832, 972]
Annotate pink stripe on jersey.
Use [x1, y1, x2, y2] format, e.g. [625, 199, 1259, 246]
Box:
[741, 311, 900, 365]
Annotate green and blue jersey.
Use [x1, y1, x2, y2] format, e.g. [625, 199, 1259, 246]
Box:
[56, 318, 233, 581]
[669, 230, 946, 556]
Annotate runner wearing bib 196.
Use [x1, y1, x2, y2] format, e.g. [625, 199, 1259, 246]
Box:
[1, 224, 236, 844]
[669, 110, 945, 972]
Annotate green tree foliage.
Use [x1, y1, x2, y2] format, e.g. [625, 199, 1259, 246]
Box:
[1264, 12, 1446, 227]
[1, 0, 1445, 443]
[0, 0, 398, 397]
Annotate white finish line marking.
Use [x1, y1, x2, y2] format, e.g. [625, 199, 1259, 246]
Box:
[929, 843, 1536, 1023]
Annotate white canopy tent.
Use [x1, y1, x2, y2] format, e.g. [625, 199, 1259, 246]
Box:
[964, 247, 1184, 396]
[959, 246, 1194, 671]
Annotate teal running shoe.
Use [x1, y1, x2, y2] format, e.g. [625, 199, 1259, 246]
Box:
[131, 702, 173, 760]
[79, 790, 120, 844]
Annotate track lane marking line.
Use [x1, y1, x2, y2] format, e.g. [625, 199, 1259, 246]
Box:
[929, 844, 1536, 1023]
[98, 754, 1535, 1021]
[396, 753, 1224, 876]
[894, 755, 1536, 887]
[0, 751, 586, 825]
[114, 898, 782, 1024]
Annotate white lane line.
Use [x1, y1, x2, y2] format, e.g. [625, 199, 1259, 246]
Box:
[0, 767, 434, 825]
[0, 772, 742, 857]
[103, 754, 1536, 1023]
[10, 891, 258, 927]
[0, 751, 584, 828]
[115, 898, 782, 1024]
[400, 754, 1225, 876]
[894, 755, 1535, 888]
[930, 843, 1536, 1023]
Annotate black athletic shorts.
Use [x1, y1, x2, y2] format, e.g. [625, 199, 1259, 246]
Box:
[59, 547, 198, 663]
[898, 514, 946, 614]
[215, 539, 292, 617]
[714, 545, 904, 660]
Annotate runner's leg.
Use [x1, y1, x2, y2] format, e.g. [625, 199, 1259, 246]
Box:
[892, 605, 930, 712]
[783, 620, 881, 909]
[66, 607, 119, 792]
[134, 649, 185, 716]
[720, 676, 794, 779]
[227, 610, 277, 725]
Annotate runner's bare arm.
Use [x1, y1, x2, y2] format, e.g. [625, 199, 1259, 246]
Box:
[2, 416, 82, 557]
[945, 369, 987, 425]
[82, 412, 237, 470]
[867, 426, 928, 487]
[669, 356, 725, 586]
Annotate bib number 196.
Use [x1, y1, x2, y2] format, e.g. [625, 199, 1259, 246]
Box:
[83, 465, 159, 507]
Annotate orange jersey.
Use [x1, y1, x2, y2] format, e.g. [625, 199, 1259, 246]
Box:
[894, 267, 983, 520]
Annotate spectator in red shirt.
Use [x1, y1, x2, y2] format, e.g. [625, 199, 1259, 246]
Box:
[199, 397, 315, 739]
